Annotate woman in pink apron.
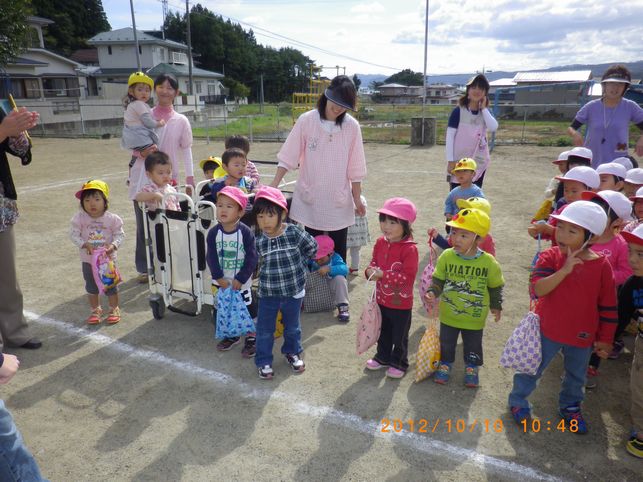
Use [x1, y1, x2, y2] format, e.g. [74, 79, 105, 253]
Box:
[445, 74, 498, 190]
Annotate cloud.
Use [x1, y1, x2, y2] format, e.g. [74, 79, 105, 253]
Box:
[392, 31, 424, 44]
[350, 2, 385, 14]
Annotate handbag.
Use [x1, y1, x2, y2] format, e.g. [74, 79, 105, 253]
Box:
[415, 321, 441, 382]
[215, 287, 255, 339]
[302, 270, 335, 313]
[499, 311, 542, 375]
[356, 273, 382, 355]
[91, 247, 122, 294]
[418, 239, 438, 316]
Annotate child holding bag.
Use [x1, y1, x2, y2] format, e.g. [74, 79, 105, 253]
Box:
[365, 198, 419, 379]
[206, 186, 258, 357]
[252, 186, 318, 380]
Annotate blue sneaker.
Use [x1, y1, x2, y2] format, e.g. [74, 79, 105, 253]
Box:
[464, 364, 479, 388]
[559, 406, 588, 434]
[510, 406, 532, 427]
[433, 362, 451, 384]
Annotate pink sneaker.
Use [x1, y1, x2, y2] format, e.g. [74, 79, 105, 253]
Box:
[366, 359, 388, 370]
[386, 367, 406, 379]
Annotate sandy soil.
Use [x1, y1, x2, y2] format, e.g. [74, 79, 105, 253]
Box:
[2, 138, 641, 481]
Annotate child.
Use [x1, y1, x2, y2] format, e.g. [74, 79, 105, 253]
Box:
[596, 162, 627, 191]
[624, 187, 643, 233]
[206, 186, 258, 357]
[624, 168, 643, 198]
[252, 186, 317, 379]
[547, 150, 569, 203]
[582, 190, 633, 382]
[70, 180, 124, 324]
[429, 196, 496, 256]
[425, 208, 504, 387]
[309, 235, 350, 322]
[618, 224, 643, 458]
[613, 156, 634, 171]
[225, 134, 260, 185]
[121, 72, 165, 152]
[206, 148, 258, 201]
[509, 201, 616, 433]
[365, 198, 419, 379]
[135, 151, 180, 211]
[553, 147, 593, 210]
[444, 158, 484, 220]
[199, 156, 225, 180]
[346, 194, 370, 274]
[528, 166, 599, 241]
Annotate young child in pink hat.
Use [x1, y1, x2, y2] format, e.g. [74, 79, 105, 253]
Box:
[206, 186, 258, 357]
[309, 234, 350, 322]
[365, 197, 419, 379]
[252, 186, 318, 380]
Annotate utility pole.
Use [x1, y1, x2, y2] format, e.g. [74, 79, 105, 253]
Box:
[129, 0, 141, 71]
[161, 0, 169, 39]
[421, 0, 429, 145]
[260, 74, 264, 114]
[186, 0, 193, 96]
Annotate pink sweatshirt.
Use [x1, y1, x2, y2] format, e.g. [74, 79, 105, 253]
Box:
[277, 109, 367, 231]
[70, 210, 125, 263]
[590, 234, 633, 287]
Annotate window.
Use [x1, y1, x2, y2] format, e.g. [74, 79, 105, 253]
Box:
[195, 81, 202, 94]
[108, 46, 112, 55]
[139, 45, 142, 54]
[9, 78, 41, 98]
[42, 77, 80, 97]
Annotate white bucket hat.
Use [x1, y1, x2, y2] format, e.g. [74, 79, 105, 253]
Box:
[596, 162, 627, 179]
[581, 190, 633, 221]
[555, 166, 600, 189]
[612, 156, 634, 171]
[552, 150, 570, 164]
[629, 186, 643, 201]
[550, 200, 608, 236]
[568, 146, 593, 163]
[621, 224, 643, 246]
[626, 168, 643, 185]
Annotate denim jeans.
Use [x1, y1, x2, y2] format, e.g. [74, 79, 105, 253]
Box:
[508, 333, 592, 411]
[0, 400, 45, 481]
[255, 296, 303, 367]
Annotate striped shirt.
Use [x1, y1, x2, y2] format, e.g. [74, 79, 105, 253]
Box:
[256, 224, 317, 298]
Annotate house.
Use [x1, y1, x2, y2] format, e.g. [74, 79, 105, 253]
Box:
[86, 28, 225, 104]
[376, 83, 460, 105]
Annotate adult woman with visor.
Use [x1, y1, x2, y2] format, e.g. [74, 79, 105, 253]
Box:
[568, 64, 643, 167]
[270, 75, 367, 261]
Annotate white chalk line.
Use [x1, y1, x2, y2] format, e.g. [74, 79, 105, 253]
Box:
[25, 310, 560, 481]
[18, 171, 128, 195]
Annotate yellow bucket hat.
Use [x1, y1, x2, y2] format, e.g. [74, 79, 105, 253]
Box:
[446, 208, 490, 237]
[456, 196, 491, 215]
[452, 158, 477, 172]
[199, 156, 226, 178]
[75, 180, 109, 200]
[128, 71, 154, 90]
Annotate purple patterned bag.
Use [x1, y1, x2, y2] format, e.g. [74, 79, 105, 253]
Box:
[500, 311, 542, 375]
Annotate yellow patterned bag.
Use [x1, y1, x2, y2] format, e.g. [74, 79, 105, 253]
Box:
[274, 311, 284, 339]
[415, 321, 441, 382]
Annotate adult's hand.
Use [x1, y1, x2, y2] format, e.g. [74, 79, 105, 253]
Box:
[0, 354, 20, 385]
[567, 127, 583, 147]
[354, 196, 366, 217]
[0, 108, 38, 140]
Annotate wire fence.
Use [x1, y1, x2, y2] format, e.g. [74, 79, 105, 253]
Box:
[17, 99, 643, 148]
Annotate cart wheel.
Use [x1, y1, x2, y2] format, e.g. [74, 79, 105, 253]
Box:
[149, 296, 165, 319]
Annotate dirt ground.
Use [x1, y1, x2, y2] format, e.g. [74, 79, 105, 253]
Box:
[3, 138, 642, 481]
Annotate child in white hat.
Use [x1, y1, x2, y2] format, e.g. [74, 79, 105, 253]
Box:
[624, 186, 643, 233]
[596, 162, 627, 191]
[510, 201, 616, 434]
[624, 168, 643, 198]
[532, 150, 569, 223]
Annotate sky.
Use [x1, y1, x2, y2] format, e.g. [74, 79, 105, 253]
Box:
[103, 0, 643, 77]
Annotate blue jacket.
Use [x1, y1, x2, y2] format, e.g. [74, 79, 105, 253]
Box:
[309, 252, 348, 278]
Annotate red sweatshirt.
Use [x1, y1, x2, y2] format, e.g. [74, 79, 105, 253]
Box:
[531, 247, 617, 347]
[367, 236, 419, 310]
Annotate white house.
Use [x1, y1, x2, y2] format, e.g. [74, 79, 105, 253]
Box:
[377, 83, 459, 105]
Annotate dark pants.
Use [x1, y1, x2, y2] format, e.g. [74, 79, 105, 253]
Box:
[373, 305, 412, 371]
[439, 322, 484, 366]
[305, 226, 348, 262]
[449, 170, 486, 191]
[134, 201, 147, 274]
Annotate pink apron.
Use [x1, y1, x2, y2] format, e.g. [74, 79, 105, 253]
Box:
[452, 107, 491, 184]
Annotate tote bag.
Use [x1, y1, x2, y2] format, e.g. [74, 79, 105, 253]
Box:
[302, 271, 335, 313]
[415, 321, 441, 382]
[91, 247, 122, 294]
[356, 274, 382, 355]
[215, 287, 255, 339]
[418, 240, 437, 316]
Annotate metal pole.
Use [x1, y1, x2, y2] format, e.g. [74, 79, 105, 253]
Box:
[186, 0, 193, 96]
[129, 0, 141, 71]
[260, 74, 264, 114]
[421, 0, 429, 145]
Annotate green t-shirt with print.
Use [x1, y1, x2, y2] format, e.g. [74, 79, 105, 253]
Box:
[432, 249, 504, 330]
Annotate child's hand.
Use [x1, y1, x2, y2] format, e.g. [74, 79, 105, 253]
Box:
[82, 242, 93, 255]
[318, 265, 330, 276]
[218, 279, 230, 290]
[424, 291, 436, 308]
[427, 227, 438, 240]
[365, 267, 383, 280]
[154, 192, 164, 203]
[593, 341, 612, 359]
[560, 246, 583, 276]
[490, 308, 502, 322]
[527, 222, 547, 238]
[231, 279, 242, 291]
[105, 244, 116, 256]
[157, 119, 166, 127]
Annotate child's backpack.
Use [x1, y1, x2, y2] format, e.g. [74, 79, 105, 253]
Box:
[418, 239, 438, 316]
[415, 320, 441, 382]
[215, 287, 255, 339]
[302, 271, 335, 313]
[91, 247, 122, 294]
[356, 274, 382, 355]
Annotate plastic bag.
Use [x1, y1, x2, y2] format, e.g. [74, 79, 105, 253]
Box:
[415, 321, 441, 382]
[418, 239, 437, 316]
[356, 275, 382, 355]
[302, 271, 335, 313]
[91, 247, 122, 294]
[499, 311, 542, 375]
[215, 287, 255, 339]
[274, 311, 284, 339]
[532, 199, 553, 223]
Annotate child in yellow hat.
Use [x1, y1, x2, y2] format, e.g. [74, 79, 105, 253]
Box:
[122, 71, 166, 152]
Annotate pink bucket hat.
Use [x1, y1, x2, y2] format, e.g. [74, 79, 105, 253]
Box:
[254, 186, 288, 210]
[217, 185, 247, 210]
[314, 235, 334, 259]
[377, 197, 417, 223]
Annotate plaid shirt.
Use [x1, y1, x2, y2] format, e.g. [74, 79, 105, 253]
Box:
[256, 223, 317, 298]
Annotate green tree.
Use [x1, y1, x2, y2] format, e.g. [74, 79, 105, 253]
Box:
[0, 0, 32, 67]
[352, 74, 361, 90]
[384, 68, 424, 86]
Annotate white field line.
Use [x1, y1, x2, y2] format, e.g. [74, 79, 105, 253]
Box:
[25, 310, 560, 482]
[18, 171, 128, 195]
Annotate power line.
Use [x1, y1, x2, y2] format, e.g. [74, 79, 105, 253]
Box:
[158, 0, 402, 71]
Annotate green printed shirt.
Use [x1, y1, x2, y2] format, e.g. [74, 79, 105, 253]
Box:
[432, 249, 504, 330]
